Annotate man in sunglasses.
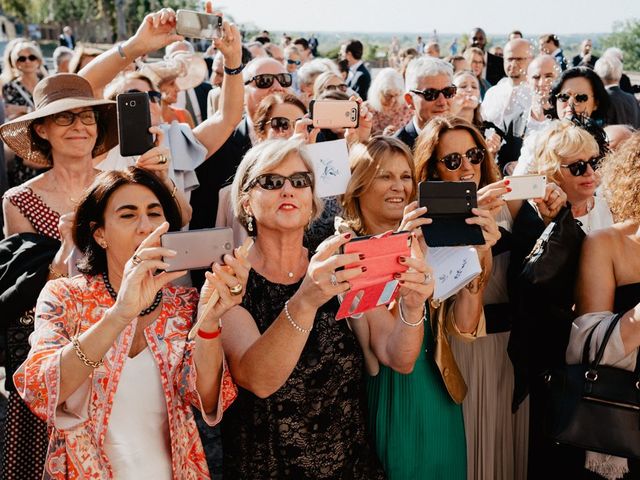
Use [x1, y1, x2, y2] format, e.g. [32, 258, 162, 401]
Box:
[395, 57, 455, 149]
[341, 39, 371, 101]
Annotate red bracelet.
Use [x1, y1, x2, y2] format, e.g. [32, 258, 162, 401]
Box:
[197, 326, 222, 340]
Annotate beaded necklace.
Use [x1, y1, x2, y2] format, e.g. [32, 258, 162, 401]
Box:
[102, 272, 163, 317]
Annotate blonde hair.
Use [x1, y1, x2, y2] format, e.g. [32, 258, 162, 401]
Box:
[341, 136, 415, 235]
[231, 139, 324, 233]
[313, 71, 343, 99]
[3, 41, 44, 82]
[529, 120, 599, 184]
[600, 132, 640, 222]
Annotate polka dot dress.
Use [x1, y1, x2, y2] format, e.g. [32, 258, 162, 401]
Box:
[2, 186, 60, 477]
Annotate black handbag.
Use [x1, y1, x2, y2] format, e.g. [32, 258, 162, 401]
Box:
[547, 314, 640, 459]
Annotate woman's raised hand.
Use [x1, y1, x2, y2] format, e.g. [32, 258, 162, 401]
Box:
[213, 21, 242, 68]
[466, 207, 501, 251]
[345, 96, 373, 145]
[297, 233, 365, 310]
[397, 201, 432, 236]
[135, 127, 172, 185]
[534, 183, 567, 222]
[129, 9, 184, 57]
[396, 232, 434, 312]
[477, 180, 509, 217]
[110, 222, 185, 324]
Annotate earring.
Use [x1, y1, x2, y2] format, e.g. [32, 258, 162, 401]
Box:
[246, 215, 254, 233]
[99, 241, 108, 249]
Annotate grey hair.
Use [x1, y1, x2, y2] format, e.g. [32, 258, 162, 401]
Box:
[602, 47, 624, 62]
[297, 59, 337, 88]
[231, 139, 324, 233]
[404, 57, 453, 91]
[594, 56, 623, 84]
[53, 46, 73, 71]
[367, 68, 405, 112]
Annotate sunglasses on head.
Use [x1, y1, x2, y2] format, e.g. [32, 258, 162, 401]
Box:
[556, 92, 590, 104]
[410, 86, 457, 101]
[244, 73, 293, 89]
[286, 59, 301, 66]
[125, 89, 162, 104]
[245, 172, 313, 191]
[561, 157, 601, 176]
[438, 147, 485, 171]
[17, 54, 39, 63]
[266, 117, 299, 131]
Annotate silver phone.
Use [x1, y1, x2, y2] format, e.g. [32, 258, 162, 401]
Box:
[161, 228, 233, 272]
[502, 174, 547, 201]
[175, 10, 223, 40]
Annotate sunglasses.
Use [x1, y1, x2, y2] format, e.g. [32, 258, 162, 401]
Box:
[556, 92, 590, 104]
[266, 117, 299, 132]
[245, 172, 313, 191]
[244, 73, 293, 89]
[17, 54, 39, 63]
[560, 157, 601, 176]
[325, 83, 349, 93]
[125, 88, 162, 104]
[410, 86, 457, 101]
[438, 147, 485, 171]
[51, 109, 97, 126]
[286, 59, 301, 66]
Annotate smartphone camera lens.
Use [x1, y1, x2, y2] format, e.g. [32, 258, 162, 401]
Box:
[130, 100, 136, 107]
[224, 242, 231, 250]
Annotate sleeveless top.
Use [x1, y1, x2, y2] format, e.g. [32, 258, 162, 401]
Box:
[4, 186, 61, 240]
[614, 283, 640, 315]
[104, 348, 172, 479]
[221, 269, 385, 480]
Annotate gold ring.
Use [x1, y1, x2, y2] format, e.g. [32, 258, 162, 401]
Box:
[229, 283, 243, 296]
[131, 254, 142, 266]
[158, 154, 168, 165]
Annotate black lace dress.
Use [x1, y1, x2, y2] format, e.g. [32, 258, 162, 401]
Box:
[221, 269, 385, 480]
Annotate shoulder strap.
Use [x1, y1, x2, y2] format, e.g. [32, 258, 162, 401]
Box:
[583, 313, 623, 366]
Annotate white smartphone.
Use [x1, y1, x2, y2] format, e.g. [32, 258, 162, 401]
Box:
[161, 228, 233, 272]
[175, 10, 223, 40]
[502, 174, 547, 201]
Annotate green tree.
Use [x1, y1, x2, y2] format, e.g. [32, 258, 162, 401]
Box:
[601, 18, 640, 71]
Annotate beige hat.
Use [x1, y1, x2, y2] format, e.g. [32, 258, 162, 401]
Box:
[0, 74, 117, 167]
[143, 53, 207, 91]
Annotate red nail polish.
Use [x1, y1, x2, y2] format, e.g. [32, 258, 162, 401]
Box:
[399, 256, 407, 263]
[507, 187, 512, 192]
[344, 233, 352, 239]
[393, 273, 401, 279]
[504, 179, 510, 185]
[361, 266, 368, 272]
[399, 280, 405, 285]
[359, 253, 365, 260]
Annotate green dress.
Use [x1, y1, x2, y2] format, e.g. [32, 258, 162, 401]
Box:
[366, 315, 467, 479]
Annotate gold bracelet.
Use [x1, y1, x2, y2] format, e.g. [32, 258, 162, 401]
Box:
[71, 336, 104, 368]
[168, 178, 177, 199]
[48, 263, 67, 279]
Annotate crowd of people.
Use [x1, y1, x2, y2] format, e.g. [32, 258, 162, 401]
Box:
[0, 7, 639, 480]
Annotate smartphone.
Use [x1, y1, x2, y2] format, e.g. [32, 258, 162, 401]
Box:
[502, 174, 546, 201]
[309, 100, 359, 129]
[418, 181, 485, 247]
[117, 92, 154, 157]
[176, 10, 223, 40]
[161, 228, 234, 272]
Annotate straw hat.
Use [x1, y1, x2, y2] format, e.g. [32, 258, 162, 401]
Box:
[0, 74, 117, 167]
[142, 54, 207, 91]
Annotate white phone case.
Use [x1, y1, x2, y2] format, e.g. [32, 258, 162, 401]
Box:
[502, 174, 546, 201]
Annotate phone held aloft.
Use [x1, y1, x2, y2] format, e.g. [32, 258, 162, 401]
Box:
[309, 100, 359, 129]
[116, 92, 154, 157]
[501, 174, 546, 201]
[419, 181, 485, 247]
[161, 228, 234, 272]
[176, 9, 223, 40]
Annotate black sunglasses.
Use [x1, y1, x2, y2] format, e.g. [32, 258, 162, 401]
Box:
[244, 73, 293, 89]
[561, 157, 601, 176]
[438, 147, 485, 171]
[17, 54, 39, 63]
[245, 172, 313, 191]
[125, 89, 162, 104]
[556, 92, 590, 104]
[325, 83, 349, 93]
[286, 59, 301, 66]
[266, 117, 299, 131]
[410, 86, 457, 101]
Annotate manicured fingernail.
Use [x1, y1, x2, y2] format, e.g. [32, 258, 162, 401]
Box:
[399, 256, 407, 263]
[359, 253, 365, 260]
[504, 179, 510, 185]
[344, 233, 352, 239]
[399, 280, 405, 285]
[361, 266, 367, 272]
[393, 273, 401, 279]
[507, 187, 512, 192]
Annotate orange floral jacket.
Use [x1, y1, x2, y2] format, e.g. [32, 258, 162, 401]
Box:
[13, 275, 237, 479]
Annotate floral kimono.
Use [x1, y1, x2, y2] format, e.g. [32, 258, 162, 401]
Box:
[13, 275, 237, 479]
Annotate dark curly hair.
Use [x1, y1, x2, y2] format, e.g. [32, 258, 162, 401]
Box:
[73, 167, 182, 275]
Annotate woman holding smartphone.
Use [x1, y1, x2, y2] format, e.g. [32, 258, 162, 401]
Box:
[13, 167, 243, 478]
[338, 135, 499, 479]
[220, 138, 433, 478]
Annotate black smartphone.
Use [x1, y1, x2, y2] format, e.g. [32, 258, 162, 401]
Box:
[161, 228, 234, 272]
[117, 92, 154, 156]
[418, 181, 485, 247]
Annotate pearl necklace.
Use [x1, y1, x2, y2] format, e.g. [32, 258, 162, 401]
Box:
[102, 272, 163, 317]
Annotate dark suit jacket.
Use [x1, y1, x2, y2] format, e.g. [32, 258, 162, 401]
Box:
[485, 52, 505, 87]
[193, 82, 212, 122]
[606, 85, 640, 128]
[348, 63, 371, 101]
[58, 34, 75, 49]
[394, 119, 419, 150]
[189, 116, 252, 231]
[571, 53, 598, 69]
[554, 49, 568, 71]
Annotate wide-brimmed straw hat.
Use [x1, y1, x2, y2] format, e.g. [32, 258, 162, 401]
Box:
[0, 73, 117, 167]
[142, 53, 207, 91]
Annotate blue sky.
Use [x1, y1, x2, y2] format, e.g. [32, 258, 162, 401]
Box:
[217, 0, 639, 34]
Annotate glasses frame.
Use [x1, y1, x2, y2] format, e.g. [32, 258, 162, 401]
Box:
[16, 54, 39, 63]
[244, 172, 313, 192]
[325, 83, 349, 93]
[50, 109, 98, 127]
[556, 92, 591, 104]
[438, 146, 486, 171]
[286, 59, 301, 66]
[410, 86, 457, 101]
[244, 73, 293, 89]
[560, 157, 601, 176]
